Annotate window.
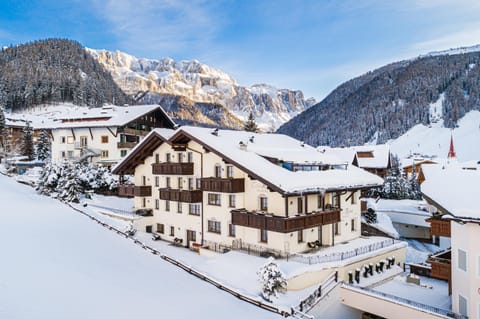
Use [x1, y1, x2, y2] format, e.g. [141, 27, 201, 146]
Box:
[260, 196, 268, 211]
[188, 178, 194, 190]
[317, 194, 324, 209]
[67, 136, 74, 144]
[297, 197, 303, 214]
[178, 177, 183, 189]
[458, 249, 467, 271]
[177, 152, 183, 163]
[166, 177, 171, 188]
[332, 194, 339, 208]
[61, 136, 66, 144]
[189, 203, 201, 216]
[196, 178, 202, 189]
[141, 176, 146, 186]
[208, 220, 221, 234]
[61, 151, 66, 158]
[67, 151, 74, 158]
[227, 166, 234, 178]
[80, 136, 88, 147]
[187, 152, 193, 163]
[208, 193, 221, 206]
[155, 199, 159, 210]
[101, 135, 108, 143]
[120, 150, 127, 157]
[177, 202, 182, 213]
[142, 198, 146, 208]
[155, 153, 160, 163]
[229, 195, 236, 208]
[214, 164, 222, 178]
[229, 224, 236, 237]
[166, 153, 171, 163]
[101, 150, 109, 158]
[335, 222, 340, 235]
[155, 176, 159, 187]
[260, 229, 268, 243]
[165, 200, 170, 212]
[157, 223, 164, 234]
[298, 230, 304, 243]
[459, 294, 467, 316]
[170, 226, 175, 236]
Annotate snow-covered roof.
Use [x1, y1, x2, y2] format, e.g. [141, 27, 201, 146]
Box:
[6, 103, 175, 130]
[172, 127, 383, 194]
[318, 144, 390, 169]
[421, 165, 480, 220]
[366, 198, 431, 227]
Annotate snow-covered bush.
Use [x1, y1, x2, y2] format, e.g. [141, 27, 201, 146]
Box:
[365, 208, 377, 224]
[257, 257, 287, 302]
[36, 161, 118, 202]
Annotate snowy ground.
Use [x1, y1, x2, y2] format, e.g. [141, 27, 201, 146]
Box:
[404, 238, 441, 264]
[0, 174, 279, 319]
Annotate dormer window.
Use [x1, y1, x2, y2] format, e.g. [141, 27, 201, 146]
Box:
[214, 164, 222, 178]
[166, 153, 171, 163]
[226, 166, 234, 178]
[260, 196, 268, 211]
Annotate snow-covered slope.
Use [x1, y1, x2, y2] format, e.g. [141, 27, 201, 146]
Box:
[0, 174, 277, 319]
[389, 109, 480, 161]
[420, 44, 480, 58]
[87, 49, 315, 130]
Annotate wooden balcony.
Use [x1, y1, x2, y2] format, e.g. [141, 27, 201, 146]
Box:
[159, 188, 202, 203]
[200, 178, 245, 193]
[426, 218, 451, 237]
[119, 127, 150, 136]
[152, 162, 194, 175]
[231, 208, 341, 233]
[134, 185, 152, 197]
[118, 184, 135, 197]
[429, 250, 451, 282]
[117, 141, 137, 149]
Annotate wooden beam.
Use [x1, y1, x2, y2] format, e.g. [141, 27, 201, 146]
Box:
[70, 128, 76, 140]
[107, 127, 117, 138]
[88, 128, 94, 140]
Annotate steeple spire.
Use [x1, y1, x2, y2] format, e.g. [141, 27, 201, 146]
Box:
[447, 133, 456, 158]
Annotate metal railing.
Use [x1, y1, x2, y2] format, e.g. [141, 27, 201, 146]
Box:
[342, 284, 468, 319]
[292, 271, 339, 316]
[291, 238, 396, 265]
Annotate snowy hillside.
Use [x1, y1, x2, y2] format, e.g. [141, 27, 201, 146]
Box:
[87, 49, 315, 130]
[0, 173, 277, 319]
[389, 110, 480, 161]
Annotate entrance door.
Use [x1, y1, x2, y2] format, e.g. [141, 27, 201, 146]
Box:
[186, 230, 196, 247]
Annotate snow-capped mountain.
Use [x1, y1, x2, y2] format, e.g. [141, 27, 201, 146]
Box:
[87, 49, 316, 131]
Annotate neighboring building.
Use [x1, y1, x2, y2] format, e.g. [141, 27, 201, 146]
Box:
[35, 104, 175, 165]
[319, 144, 391, 178]
[422, 165, 480, 319]
[402, 158, 438, 183]
[113, 127, 385, 256]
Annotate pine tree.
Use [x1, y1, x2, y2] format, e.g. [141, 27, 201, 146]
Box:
[36, 130, 51, 161]
[57, 163, 82, 203]
[365, 208, 377, 224]
[21, 121, 35, 160]
[257, 257, 287, 302]
[244, 111, 258, 132]
[0, 105, 7, 152]
[408, 165, 422, 200]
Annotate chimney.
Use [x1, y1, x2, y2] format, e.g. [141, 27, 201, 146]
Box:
[211, 128, 219, 136]
[239, 141, 247, 151]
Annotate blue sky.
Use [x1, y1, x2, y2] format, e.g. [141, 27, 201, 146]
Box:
[1, 0, 480, 100]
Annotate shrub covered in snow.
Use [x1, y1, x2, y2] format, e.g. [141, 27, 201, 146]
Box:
[36, 162, 118, 202]
[257, 257, 287, 302]
[365, 208, 377, 224]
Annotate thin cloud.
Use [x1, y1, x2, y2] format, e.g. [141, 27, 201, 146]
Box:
[89, 0, 223, 58]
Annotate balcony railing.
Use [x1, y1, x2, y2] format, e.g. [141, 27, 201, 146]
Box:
[118, 184, 135, 197]
[200, 178, 245, 193]
[117, 141, 137, 149]
[231, 208, 341, 233]
[152, 162, 194, 175]
[134, 185, 152, 197]
[159, 188, 203, 203]
[119, 127, 150, 136]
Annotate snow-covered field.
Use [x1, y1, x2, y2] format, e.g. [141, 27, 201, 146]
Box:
[389, 110, 480, 161]
[0, 174, 278, 319]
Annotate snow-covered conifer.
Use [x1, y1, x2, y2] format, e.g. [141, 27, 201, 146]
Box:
[244, 112, 258, 133]
[365, 208, 377, 224]
[21, 121, 35, 160]
[257, 257, 287, 302]
[36, 130, 51, 161]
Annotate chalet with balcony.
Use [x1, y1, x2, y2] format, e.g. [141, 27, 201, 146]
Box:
[113, 126, 387, 256]
[421, 165, 480, 319]
[33, 104, 175, 165]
